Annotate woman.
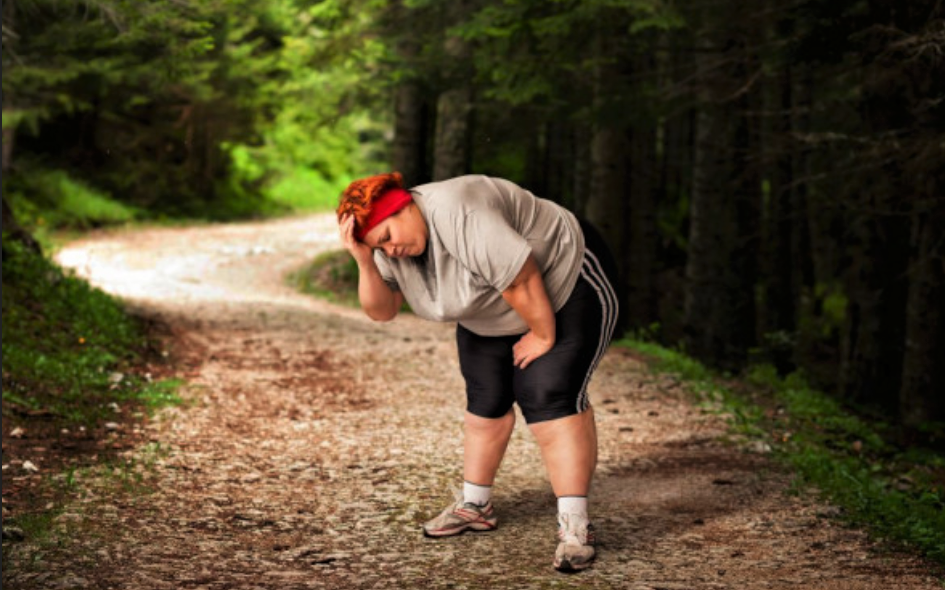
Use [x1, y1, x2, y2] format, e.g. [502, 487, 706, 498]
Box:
[336, 172, 619, 572]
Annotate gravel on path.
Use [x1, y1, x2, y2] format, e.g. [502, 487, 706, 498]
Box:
[3, 213, 938, 590]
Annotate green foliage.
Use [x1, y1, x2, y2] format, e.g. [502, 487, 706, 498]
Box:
[818, 284, 848, 334]
[289, 248, 412, 314]
[455, 0, 680, 113]
[1, 236, 182, 424]
[263, 166, 353, 212]
[288, 249, 362, 308]
[618, 338, 945, 567]
[619, 337, 714, 383]
[3, 0, 384, 221]
[5, 168, 139, 247]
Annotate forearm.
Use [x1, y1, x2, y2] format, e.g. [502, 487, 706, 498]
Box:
[502, 256, 556, 343]
[337, 212, 402, 321]
[356, 259, 403, 322]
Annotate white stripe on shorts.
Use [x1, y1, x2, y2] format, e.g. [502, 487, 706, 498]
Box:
[576, 249, 619, 412]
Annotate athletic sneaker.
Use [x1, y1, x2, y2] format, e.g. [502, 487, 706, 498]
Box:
[422, 494, 498, 538]
[554, 512, 596, 572]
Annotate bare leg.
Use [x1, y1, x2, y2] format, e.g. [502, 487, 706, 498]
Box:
[463, 410, 516, 485]
[528, 407, 598, 497]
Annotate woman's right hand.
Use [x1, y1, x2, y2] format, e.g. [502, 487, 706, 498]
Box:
[338, 213, 404, 321]
[339, 214, 374, 266]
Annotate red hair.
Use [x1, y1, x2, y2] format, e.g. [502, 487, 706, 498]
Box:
[336, 172, 406, 238]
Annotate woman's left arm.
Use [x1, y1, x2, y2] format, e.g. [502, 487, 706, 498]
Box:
[501, 255, 556, 369]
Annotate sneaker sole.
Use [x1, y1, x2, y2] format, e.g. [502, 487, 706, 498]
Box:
[422, 521, 497, 538]
[554, 557, 593, 573]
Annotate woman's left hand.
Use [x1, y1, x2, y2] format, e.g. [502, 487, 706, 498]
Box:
[502, 256, 556, 369]
[513, 331, 554, 369]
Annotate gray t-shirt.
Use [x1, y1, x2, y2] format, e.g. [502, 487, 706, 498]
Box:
[374, 175, 585, 336]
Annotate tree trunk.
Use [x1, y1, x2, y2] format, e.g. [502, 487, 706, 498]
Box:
[683, 13, 760, 370]
[586, 124, 630, 337]
[899, 197, 945, 426]
[789, 67, 817, 364]
[837, 1, 919, 412]
[544, 120, 575, 208]
[654, 34, 694, 344]
[839, 210, 910, 412]
[762, 61, 797, 370]
[392, 79, 429, 187]
[1, 0, 40, 254]
[432, 85, 472, 180]
[1, 124, 41, 254]
[585, 126, 630, 261]
[432, 3, 473, 181]
[685, 97, 732, 366]
[523, 116, 547, 199]
[583, 23, 632, 337]
[625, 123, 658, 330]
[654, 108, 691, 345]
[381, 0, 427, 185]
[571, 125, 592, 218]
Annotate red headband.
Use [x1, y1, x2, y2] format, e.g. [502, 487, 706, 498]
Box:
[356, 188, 413, 241]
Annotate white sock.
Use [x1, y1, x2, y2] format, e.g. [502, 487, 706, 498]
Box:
[463, 481, 493, 506]
[557, 495, 588, 517]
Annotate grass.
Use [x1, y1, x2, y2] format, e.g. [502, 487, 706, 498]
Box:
[288, 248, 414, 314]
[287, 249, 362, 307]
[4, 168, 140, 251]
[5, 164, 349, 254]
[1, 237, 183, 423]
[617, 337, 945, 570]
[2, 234, 184, 576]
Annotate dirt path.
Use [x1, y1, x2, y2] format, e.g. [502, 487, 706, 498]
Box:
[5, 213, 940, 589]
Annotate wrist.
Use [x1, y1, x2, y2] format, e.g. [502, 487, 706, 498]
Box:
[354, 251, 376, 268]
[530, 328, 555, 344]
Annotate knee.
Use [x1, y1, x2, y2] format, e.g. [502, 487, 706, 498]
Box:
[465, 410, 515, 435]
[466, 394, 514, 423]
[529, 408, 596, 446]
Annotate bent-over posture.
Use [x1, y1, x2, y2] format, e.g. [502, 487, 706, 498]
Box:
[336, 173, 619, 572]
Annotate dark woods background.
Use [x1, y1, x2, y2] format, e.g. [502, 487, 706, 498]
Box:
[3, 0, 944, 431]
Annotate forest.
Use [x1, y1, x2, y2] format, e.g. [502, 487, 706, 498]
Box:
[3, 0, 943, 431]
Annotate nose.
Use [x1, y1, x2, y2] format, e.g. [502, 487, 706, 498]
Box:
[384, 244, 397, 257]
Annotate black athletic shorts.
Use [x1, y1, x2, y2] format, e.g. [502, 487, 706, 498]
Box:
[456, 220, 620, 424]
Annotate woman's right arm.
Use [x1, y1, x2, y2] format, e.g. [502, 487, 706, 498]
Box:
[339, 215, 404, 321]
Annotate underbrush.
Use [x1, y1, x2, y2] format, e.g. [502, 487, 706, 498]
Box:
[619, 338, 945, 570]
[288, 249, 362, 308]
[1, 235, 183, 574]
[1, 237, 182, 423]
[289, 248, 412, 314]
[3, 165, 346, 253]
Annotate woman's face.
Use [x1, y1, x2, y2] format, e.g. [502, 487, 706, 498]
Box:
[362, 203, 428, 258]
